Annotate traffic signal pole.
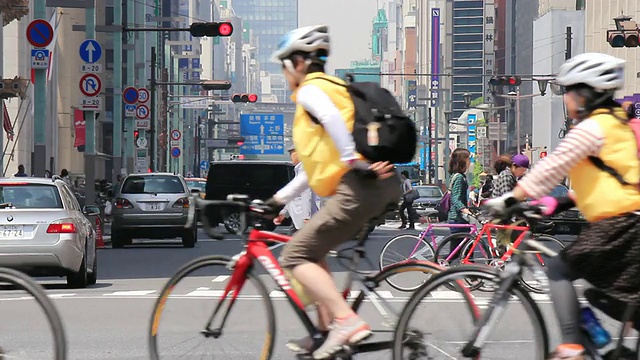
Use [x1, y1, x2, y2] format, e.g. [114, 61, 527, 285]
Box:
[33, 0, 47, 177]
[84, 0, 97, 206]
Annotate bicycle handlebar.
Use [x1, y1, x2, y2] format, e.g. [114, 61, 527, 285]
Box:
[185, 194, 272, 240]
[485, 201, 546, 226]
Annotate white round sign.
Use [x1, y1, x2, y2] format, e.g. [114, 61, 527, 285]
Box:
[137, 88, 150, 103]
[136, 137, 148, 148]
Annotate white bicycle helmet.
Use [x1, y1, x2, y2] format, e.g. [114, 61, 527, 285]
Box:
[555, 52, 625, 92]
[270, 25, 330, 64]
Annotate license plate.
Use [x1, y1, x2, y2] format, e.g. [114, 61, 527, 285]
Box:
[145, 203, 162, 211]
[0, 225, 24, 238]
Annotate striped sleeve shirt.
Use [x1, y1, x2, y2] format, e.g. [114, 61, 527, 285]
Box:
[518, 119, 604, 199]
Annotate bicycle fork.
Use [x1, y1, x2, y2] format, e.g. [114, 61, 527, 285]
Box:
[461, 262, 522, 358]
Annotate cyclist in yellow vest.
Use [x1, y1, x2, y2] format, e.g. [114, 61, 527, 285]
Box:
[485, 53, 640, 359]
[263, 25, 402, 359]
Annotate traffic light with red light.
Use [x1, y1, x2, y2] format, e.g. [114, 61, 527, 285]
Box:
[227, 137, 245, 147]
[489, 76, 522, 87]
[189, 22, 234, 37]
[231, 93, 258, 103]
[201, 80, 232, 91]
[540, 146, 548, 159]
[134, 130, 140, 140]
[230, 154, 245, 160]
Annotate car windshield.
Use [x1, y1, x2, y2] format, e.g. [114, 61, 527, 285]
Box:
[416, 187, 443, 197]
[0, 184, 63, 209]
[121, 175, 185, 194]
[550, 184, 569, 198]
[186, 181, 206, 191]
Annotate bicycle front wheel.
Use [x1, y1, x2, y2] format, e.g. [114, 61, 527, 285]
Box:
[393, 265, 549, 359]
[519, 235, 566, 294]
[148, 255, 276, 359]
[379, 234, 435, 291]
[0, 267, 67, 360]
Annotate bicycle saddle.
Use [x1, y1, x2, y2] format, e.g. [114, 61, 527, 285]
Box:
[584, 288, 640, 330]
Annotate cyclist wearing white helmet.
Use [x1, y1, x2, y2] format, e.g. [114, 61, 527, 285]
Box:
[485, 52, 640, 359]
[263, 25, 401, 359]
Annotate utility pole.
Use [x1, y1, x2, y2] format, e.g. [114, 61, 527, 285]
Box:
[149, 46, 157, 171]
[427, 108, 433, 184]
[565, 26, 572, 60]
[112, 0, 123, 177]
[83, 0, 97, 206]
[33, 0, 48, 177]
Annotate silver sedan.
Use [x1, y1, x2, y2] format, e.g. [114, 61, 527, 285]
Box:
[0, 178, 98, 288]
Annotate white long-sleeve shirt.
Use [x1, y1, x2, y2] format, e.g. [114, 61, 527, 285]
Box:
[518, 118, 604, 198]
[274, 83, 358, 203]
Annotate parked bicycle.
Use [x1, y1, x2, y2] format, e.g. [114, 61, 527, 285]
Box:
[392, 202, 639, 359]
[147, 194, 466, 359]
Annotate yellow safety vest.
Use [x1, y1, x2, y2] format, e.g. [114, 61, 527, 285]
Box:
[569, 108, 640, 221]
[291, 72, 359, 197]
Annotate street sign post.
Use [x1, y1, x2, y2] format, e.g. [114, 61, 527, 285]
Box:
[200, 160, 209, 171]
[170, 147, 181, 158]
[80, 63, 102, 73]
[79, 39, 103, 64]
[79, 96, 103, 111]
[125, 104, 136, 117]
[136, 136, 148, 148]
[26, 19, 54, 48]
[240, 114, 285, 155]
[135, 119, 151, 130]
[135, 149, 148, 173]
[31, 49, 50, 69]
[122, 87, 139, 105]
[171, 129, 182, 141]
[136, 104, 150, 119]
[79, 74, 102, 97]
[137, 88, 150, 103]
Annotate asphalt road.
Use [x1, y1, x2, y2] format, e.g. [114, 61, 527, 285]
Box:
[0, 223, 633, 359]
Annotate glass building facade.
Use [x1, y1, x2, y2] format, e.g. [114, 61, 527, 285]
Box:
[232, 0, 298, 75]
[451, 0, 485, 118]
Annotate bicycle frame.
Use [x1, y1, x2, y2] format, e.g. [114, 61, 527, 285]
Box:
[411, 223, 478, 259]
[462, 222, 532, 264]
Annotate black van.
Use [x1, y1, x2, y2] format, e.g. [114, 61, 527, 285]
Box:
[205, 160, 295, 233]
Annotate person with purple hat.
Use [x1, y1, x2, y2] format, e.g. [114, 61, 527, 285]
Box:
[492, 153, 529, 198]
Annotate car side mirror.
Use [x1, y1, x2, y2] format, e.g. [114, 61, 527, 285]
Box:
[83, 205, 100, 216]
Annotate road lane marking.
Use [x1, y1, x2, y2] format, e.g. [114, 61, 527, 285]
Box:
[48, 293, 76, 298]
[211, 275, 229, 282]
[104, 290, 157, 296]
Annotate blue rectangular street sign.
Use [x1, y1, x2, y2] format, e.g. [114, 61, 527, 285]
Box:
[240, 114, 285, 155]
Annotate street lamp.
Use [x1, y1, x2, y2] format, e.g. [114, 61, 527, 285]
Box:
[444, 110, 453, 123]
[463, 92, 473, 108]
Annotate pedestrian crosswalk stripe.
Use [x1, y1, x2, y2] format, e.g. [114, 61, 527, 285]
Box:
[211, 275, 229, 282]
[104, 290, 156, 296]
[48, 293, 76, 298]
[185, 289, 225, 297]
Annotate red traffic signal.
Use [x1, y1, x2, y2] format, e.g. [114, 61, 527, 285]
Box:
[227, 136, 245, 146]
[231, 93, 258, 103]
[189, 22, 234, 37]
[489, 76, 522, 87]
[607, 29, 639, 47]
[540, 151, 547, 159]
[134, 130, 139, 139]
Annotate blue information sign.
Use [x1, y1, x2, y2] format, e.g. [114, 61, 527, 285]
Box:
[200, 160, 209, 171]
[171, 147, 181, 158]
[468, 113, 477, 163]
[240, 114, 285, 155]
[79, 39, 102, 64]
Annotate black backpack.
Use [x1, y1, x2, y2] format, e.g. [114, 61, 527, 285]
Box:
[305, 75, 417, 163]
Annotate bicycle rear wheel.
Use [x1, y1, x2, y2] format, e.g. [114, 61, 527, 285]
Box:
[393, 265, 549, 359]
[0, 267, 67, 360]
[378, 234, 435, 291]
[518, 235, 566, 294]
[148, 255, 276, 359]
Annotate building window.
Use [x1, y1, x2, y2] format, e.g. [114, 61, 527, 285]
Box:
[452, 76, 483, 85]
[453, 43, 484, 51]
[453, 59, 483, 68]
[454, 9, 483, 17]
[453, 1, 484, 9]
[453, 17, 484, 26]
[105, 90, 114, 112]
[105, 49, 114, 70]
[105, 6, 114, 26]
[454, 34, 483, 43]
[453, 50, 483, 59]
[454, 25, 484, 34]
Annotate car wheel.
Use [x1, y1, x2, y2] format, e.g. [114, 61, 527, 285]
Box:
[224, 212, 247, 234]
[87, 246, 97, 285]
[67, 251, 88, 289]
[181, 226, 197, 248]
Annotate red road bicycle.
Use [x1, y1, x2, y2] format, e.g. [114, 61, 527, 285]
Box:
[147, 194, 476, 359]
[434, 214, 565, 293]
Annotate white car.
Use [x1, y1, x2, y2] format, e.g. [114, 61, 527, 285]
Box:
[0, 178, 98, 288]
